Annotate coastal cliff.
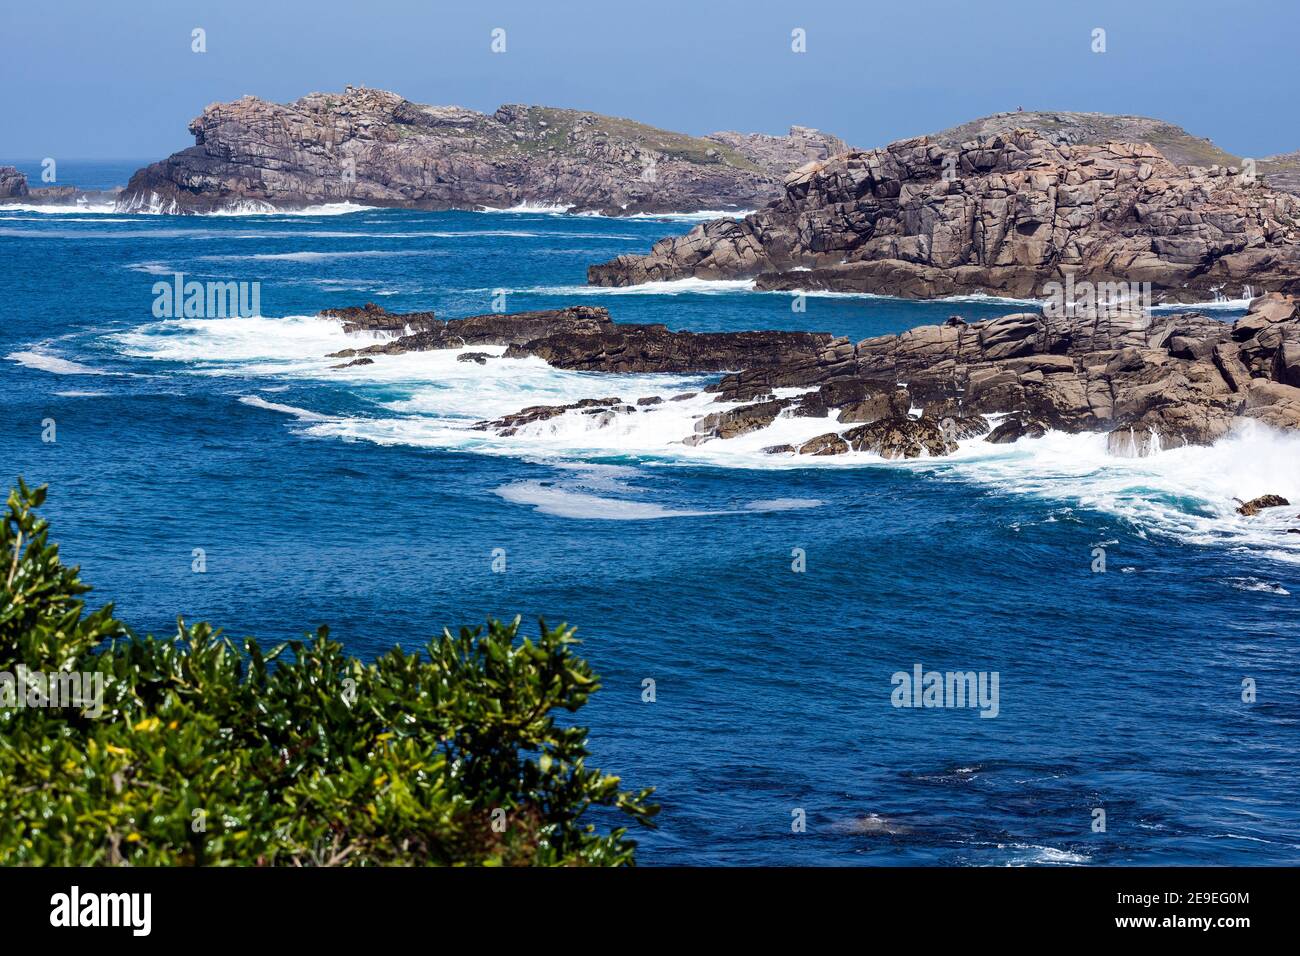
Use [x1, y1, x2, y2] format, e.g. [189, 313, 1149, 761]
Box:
[118, 86, 846, 215]
[588, 130, 1300, 301]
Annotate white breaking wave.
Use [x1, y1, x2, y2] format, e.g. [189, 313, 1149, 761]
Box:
[0, 202, 119, 215]
[109, 312, 1300, 556]
[524, 278, 758, 296]
[924, 421, 1300, 562]
[112, 314, 394, 371]
[618, 209, 755, 222]
[115, 192, 376, 216]
[203, 201, 376, 217]
[478, 202, 575, 214]
[1152, 297, 1252, 311]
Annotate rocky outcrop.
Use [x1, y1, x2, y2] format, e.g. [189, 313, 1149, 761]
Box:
[1236, 494, 1290, 516]
[0, 167, 123, 207]
[929, 111, 1300, 196]
[119, 86, 843, 215]
[322, 293, 1300, 459]
[589, 130, 1300, 301]
[705, 127, 850, 177]
[0, 167, 28, 199]
[323, 303, 836, 374]
[986, 416, 1047, 443]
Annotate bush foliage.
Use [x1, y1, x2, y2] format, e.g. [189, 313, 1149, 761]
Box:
[0, 480, 655, 865]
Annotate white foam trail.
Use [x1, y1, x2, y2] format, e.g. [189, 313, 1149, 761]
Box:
[196, 249, 447, 263]
[479, 203, 753, 221]
[618, 209, 755, 222]
[1152, 298, 1252, 311]
[7, 350, 111, 375]
[495, 481, 718, 520]
[527, 278, 758, 296]
[110, 312, 1299, 558]
[744, 498, 824, 511]
[493, 473, 824, 521]
[0, 202, 119, 214]
[202, 201, 376, 217]
[116, 193, 376, 216]
[238, 395, 333, 421]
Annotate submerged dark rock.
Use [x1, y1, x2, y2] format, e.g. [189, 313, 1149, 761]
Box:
[986, 416, 1048, 444]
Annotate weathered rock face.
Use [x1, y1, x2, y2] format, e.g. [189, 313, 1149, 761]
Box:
[119, 87, 843, 215]
[323, 293, 1300, 459]
[589, 130, 1300, 301]
[704, 126, 849, 177]
[1237, 494, 1290, 516]
[323, 303, 838, 374]
[324, 305, 614, 358]
[0, 167, 29, 199]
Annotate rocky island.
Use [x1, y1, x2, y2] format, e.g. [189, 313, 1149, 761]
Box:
[588, 129, 1300, 301]
[317, 293, 1300, 465]
[118, 86, 846, 215]
[0, 166, 117, 207]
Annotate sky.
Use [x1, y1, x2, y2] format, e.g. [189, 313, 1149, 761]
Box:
[3, 0, 1298, 161]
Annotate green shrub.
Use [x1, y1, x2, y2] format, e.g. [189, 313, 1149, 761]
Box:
[0, 480, 656, 865]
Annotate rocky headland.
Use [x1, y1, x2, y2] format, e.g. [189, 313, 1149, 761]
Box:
[118, 86, 846, 215]
[317, 293, 1300, 467]
[588, 130, 1300, 301]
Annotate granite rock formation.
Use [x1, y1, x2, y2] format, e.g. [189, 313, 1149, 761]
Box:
[0, 166, 29, 199]
[319, 293, 1300, 460]
[589, 130, 1300, 301]
[119, 87, 844, 215]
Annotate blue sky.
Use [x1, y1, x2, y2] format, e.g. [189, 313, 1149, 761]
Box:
[3, 0, 1297, 160]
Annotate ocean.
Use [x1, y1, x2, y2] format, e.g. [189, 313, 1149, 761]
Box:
[2, 164, 1298, 865]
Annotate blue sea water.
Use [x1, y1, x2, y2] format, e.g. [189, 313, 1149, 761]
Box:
[2, 169, 1299, 866]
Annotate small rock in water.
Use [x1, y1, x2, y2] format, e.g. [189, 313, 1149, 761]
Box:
[986, 416, 1046, 444]
[1236, 494, 1290, 516]
[798, 433, 849, 456]
[457, 352, 491, 364]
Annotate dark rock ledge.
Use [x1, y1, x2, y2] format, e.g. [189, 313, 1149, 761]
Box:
[317, 293, 1300, 460]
